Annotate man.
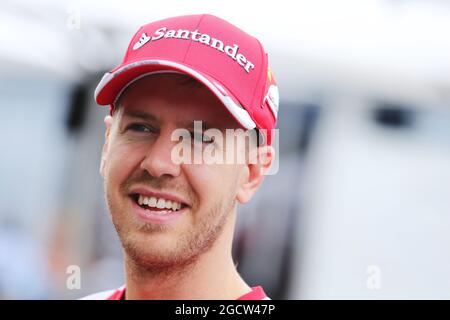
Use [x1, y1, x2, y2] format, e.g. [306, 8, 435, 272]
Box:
[82, 13, 279, 300]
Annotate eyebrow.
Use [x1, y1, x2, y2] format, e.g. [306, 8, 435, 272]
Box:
[122, 109, 215, 130]
[122, 110, 157, 122]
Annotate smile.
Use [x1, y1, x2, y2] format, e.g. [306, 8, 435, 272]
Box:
[132, 194, 185, 214]
[129, 189, 190, 223]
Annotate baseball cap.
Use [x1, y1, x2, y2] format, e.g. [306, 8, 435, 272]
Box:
[94, 14, 279, 145]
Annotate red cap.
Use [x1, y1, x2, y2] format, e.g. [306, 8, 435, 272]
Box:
[95, 14, 279, 144]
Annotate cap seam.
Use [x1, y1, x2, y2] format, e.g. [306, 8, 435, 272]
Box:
[249, 37, 267, 121]
[182, 14, 207, 63]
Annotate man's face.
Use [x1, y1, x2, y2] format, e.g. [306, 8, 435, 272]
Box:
[101, 73, 247, 272]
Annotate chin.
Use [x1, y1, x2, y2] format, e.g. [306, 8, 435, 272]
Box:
[122, 233, 194, 270]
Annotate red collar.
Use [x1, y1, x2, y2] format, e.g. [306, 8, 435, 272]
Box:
[107, 286, 268, 300]
[236, 286, 268, 300]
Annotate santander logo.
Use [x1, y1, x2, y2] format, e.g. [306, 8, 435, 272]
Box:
[132, 27, 255, 74]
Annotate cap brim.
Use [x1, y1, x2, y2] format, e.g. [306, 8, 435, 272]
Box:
[94, 59, 256, 130]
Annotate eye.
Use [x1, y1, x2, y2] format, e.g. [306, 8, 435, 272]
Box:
[126, 123, 157, 134]
[191, 131, 215, 144]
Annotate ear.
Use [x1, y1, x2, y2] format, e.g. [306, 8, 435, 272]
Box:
[236, 145, 275, 204]
[100, 115, 113, 178]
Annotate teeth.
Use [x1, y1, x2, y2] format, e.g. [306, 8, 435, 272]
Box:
[148, 197, 157, 207]
[138, 194, 183, 212]
[156, 198, 165, 209]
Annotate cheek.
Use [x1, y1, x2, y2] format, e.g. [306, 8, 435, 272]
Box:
[183, 164, 240, 206]
[105, 141, 145, 190]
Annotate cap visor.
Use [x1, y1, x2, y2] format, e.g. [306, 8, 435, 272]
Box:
[95, 59, 256, 129]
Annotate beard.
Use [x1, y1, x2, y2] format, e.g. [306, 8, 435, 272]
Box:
[105, 170, 236, 278]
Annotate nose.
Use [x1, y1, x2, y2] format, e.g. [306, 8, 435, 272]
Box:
[140, 130, 181, 178]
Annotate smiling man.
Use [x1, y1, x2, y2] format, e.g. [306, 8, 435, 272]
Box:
[82, 14, 279, 300]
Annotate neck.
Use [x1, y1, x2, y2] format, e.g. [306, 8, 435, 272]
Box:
[124, 210, 251, 300]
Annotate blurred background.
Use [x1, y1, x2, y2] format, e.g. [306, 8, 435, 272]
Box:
[1, 0, 450, 299]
